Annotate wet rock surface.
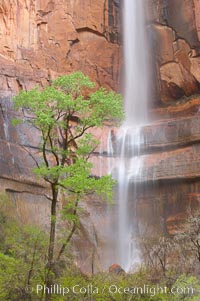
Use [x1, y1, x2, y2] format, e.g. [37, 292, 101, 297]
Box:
[89, 107, 200, 245]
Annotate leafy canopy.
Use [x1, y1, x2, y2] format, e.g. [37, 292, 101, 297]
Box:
[13, 71, 124, 202]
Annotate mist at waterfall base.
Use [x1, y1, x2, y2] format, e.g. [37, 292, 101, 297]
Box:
[113, 0, 150, 272]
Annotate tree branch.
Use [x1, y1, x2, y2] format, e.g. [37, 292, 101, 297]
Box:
[20, 145, 40, 168]
[42, 132, 49, 168]
[57, 195, 80, 261]
[67, 124, 94, 146]
[47, 132, 59, 166]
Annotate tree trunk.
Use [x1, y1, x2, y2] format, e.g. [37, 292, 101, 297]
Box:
[57, 195, 79, 261]
[45, 184, 58, 301]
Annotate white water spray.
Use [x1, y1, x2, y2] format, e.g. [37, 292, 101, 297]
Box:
[115, 0, 150, 271]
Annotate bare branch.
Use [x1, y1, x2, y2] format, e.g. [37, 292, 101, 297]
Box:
[20, 145, 40, 168]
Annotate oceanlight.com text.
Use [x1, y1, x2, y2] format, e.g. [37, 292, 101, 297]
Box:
[32, 283, 195, 297]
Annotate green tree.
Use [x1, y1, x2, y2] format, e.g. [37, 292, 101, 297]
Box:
[13, 71, 123, 300]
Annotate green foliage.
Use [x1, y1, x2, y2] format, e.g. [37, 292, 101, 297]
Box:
[13, 72, 123, 240]
[171, 274, 200, 301]
[89, 88, 124, 125]
[13, 71, 123, 201]
[0, 253, 22, 300]
[53, 71, 95, 94]
[0, 195, 199, 301]
[14, 72, 123, 132]
[48, 269, 200, 301]
[12, 71, 124, 295]
[0, 194, 48, 301]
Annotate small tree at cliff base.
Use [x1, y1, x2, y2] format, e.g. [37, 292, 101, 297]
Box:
[13, 71, 124, 300]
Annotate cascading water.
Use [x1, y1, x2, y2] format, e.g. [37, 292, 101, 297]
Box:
[114, 0, 150, 271]
[123, 0, 149, 126]
[107, 130, 114, 175]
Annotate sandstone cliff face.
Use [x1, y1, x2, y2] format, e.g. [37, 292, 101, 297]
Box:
[148, 0, 200, 103]
[0, 0, 121, 97]
[142, 0, 200, 235]
[1, 0, 200, 103]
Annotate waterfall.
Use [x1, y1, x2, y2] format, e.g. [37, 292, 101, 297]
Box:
[107, 130, 114, 175]
[123, 0, 149, 126]
[113, 0, 150, 271]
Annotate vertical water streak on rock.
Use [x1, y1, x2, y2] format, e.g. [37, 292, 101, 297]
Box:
[99, 135, 103, 178]
[107, 129, 114, 175]
[2, 99, 15, 165]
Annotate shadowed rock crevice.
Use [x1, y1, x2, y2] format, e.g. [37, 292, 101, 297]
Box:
[76, 27, 106, 38]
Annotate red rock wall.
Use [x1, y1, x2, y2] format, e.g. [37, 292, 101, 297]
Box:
[0, 0, 121, 96]
[1, 0, 200, 104]
[148, 0, 200, 103]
